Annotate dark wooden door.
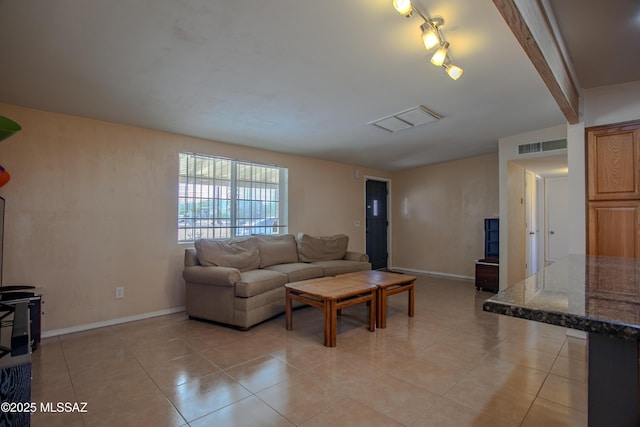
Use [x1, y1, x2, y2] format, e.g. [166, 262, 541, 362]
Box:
[366, 179, 388, 270]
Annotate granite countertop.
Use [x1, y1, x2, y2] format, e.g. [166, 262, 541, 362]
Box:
[483, 254, 640, 340]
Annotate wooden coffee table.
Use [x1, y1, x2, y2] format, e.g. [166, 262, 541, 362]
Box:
[338, 270, 416, 328]
[285, 276, 376, 347]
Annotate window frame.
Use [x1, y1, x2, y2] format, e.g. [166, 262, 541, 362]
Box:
[178, 152, 288, 242]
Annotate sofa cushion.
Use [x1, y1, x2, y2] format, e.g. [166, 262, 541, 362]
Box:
[311, 259, 372, 276]
[264, 263, 324, 283]
[255, 234, 299, 268]
[194, 237, 260, 272]
[235, 269, 288, 298]
[297, 233, 349, 262]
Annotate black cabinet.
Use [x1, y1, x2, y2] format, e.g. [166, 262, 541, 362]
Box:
[484, 218, 499, 258]
[475, 258, 499, 292]
[477, 218, 499, 292]
[0, 286, 42, 350]
[0, 302, 31, 427]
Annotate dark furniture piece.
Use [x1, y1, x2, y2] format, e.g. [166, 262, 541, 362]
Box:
[0, 286, 41, 351]
[484, 218, 499, 258]
[475, 258, 499, 292]
[476, 218, 499, 292]
[0, 302, 31, 427]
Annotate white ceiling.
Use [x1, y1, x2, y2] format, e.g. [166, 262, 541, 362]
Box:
[0, 0, 638, 171]
[547, 0, 640, 90]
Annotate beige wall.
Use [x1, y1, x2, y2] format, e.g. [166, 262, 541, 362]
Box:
[391, 153, 499, 278]
[0, 103, 502, 334]
[0, 104, 390, 333]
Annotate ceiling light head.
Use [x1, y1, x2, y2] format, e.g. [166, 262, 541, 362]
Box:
[444, 63, 463, 80]
[393, 0, 413, 17]
[420, 24, 440, 50]
[430, 42, 449, 66]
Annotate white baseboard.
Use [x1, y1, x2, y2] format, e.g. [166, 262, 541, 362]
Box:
[40, 268, 469, 338]
[41, 306, 186, 338]
[389, 266, 474, 281]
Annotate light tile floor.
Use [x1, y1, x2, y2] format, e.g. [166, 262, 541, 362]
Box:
[31, 274, 588, 426]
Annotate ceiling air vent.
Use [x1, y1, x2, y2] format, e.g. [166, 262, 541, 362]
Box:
[517, 139, 567, 155]
[368, 105, 441, 133]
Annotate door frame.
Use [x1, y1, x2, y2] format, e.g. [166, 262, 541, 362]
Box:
[545, 176, 569, 262]
[364, 176, 392, 270]
[536, 176, 545, 268]
[525, 170, 538, 276]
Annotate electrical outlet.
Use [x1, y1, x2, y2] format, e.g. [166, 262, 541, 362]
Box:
[115, 287, 125, 299]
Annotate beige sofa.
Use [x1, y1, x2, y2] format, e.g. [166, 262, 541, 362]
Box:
[183, 233, 371, 329]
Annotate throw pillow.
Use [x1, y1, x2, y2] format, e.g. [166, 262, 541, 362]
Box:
[194, 237, 260, 272]
[297, 233, 349, 262]
[255, 234, 299, 268]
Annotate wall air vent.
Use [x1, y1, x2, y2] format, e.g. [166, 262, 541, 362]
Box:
[518, 142, 542, 154]
[542, 139, 567, 151]
[517, 139, 567, 155]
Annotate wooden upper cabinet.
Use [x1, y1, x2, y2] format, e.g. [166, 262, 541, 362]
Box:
[586, 121, 640, 257]
[588, 200, 640, 257]
[587, 122, 640, 200]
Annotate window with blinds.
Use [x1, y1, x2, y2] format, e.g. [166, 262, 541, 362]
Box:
[178, 152, 288, 242]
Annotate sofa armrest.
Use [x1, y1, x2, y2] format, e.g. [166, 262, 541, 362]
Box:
[344, 251, 369, 262]
[183, 265, 241, 287]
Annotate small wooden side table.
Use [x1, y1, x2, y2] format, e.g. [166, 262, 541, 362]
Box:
[338, 270, 416, 328]
[285, 277, 376, 347]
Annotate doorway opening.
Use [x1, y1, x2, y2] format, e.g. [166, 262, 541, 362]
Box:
[365, 178, 389, 270]
[508, 153, 568, 283]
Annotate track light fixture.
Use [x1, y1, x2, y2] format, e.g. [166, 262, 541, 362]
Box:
[444, 61, 463, 80]
[430, 42, 449, 66]
[420, 21, 441, 50]
[392, 1, 463, 80]
[393, 0, 413, 17]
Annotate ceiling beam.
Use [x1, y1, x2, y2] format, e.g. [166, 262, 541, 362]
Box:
[493, 0, 579, 124]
